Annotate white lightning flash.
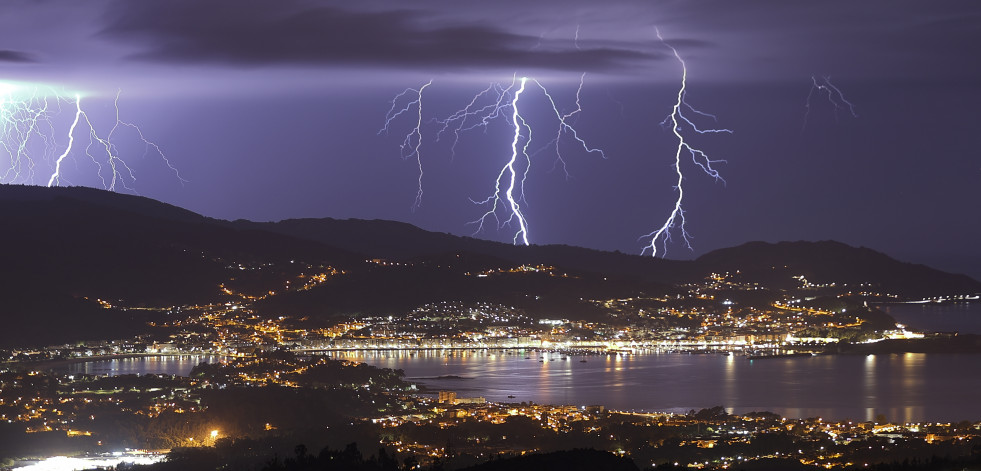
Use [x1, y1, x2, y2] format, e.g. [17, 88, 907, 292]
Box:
[472, 77, 532, 245]
[803, 75, 857, 130]
[535, 73, 607, 177]
[1, 82, 182, 191]
[379, 80, 433, 210]
[47, 94, 83, 187]
[383, 75, 605, 245]
[642, 28, 731, 257]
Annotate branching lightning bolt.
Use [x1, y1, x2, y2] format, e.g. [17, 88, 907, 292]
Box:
[109, 92, 184, 187]
[803, 75, 858, 130]
[434, 81, 512, 161]
[642, 28, 731, 257]
[535, 73, 607, 177]
[472, 77, 532, 245]
[46, 94, 82, 187]
[382, 74, 605, 245]
[1, 82, 183, 192]
[379, 80, 432, 210]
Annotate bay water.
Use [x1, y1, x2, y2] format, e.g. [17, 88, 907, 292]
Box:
[54, 304, 981, 423]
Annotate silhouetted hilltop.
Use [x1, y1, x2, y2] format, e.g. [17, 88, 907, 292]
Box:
[236, 217, 485, 259]
[0, 184, 210, 225]
[240, 219, 981, 297]
[696, 241, 981, 297]
[0, 185, 360, 347]
[1, 185, 977, 346]
[236, 218, 692, 283]
[0, 186, 361, 300]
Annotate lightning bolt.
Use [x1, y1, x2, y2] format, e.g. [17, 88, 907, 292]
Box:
[378, 80, 432, 210]
[642, 28, 731, 257]
[46, 94, 82, 187]
[536, 73, 607, 177]
[1, 83, 53, 184]
[434, 81, 512, 161]
[803, 75, 858, 130]
[472, 77, 531, 245]
[1, 82, 182, 191]
[383, 74, 605, 245]
[108, 92, 184, 187]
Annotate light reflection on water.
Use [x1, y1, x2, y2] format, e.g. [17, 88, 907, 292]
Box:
[57, 355, 226, 376]
[333, 349, 981, 423]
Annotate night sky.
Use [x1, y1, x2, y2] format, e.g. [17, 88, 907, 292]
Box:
[2, 0, 979, 279]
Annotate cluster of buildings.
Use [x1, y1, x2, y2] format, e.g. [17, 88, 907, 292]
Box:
[369, 388, 981, 469]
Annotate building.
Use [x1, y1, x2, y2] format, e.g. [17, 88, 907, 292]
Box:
[438, 391, 457, 404]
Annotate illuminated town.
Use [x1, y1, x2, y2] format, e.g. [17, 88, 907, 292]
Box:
[2, 253, 978, 470]
[3, 0, 981, 468]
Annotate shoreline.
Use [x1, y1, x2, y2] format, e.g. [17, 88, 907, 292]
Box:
[7, 334, 981, 375]
[8, 337, 981, 372]
[4, 352, 228, 371]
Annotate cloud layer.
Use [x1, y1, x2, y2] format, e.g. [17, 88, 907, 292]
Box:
[100, 0, 652, 72]
[0, 50, 35, 63]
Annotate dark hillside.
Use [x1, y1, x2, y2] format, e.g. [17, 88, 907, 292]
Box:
[695, 241, 981, 297]
[1, 185, 977, 347]
[236, 218, 693, 283]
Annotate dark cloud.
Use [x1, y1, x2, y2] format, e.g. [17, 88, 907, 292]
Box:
[99, 0, 653, 72]
[0, 50, 36, 63]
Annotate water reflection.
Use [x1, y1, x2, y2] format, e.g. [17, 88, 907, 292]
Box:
[723, 354, 737, 407]
[57, 355, 226, 377]
[863, 354, 877, 415]
[343, 350, 981, 422]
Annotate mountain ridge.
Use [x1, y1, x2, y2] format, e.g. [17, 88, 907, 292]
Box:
[232, 217, 693, 280]
[3, 185, 979, 289]
[0, 185, 978, 348]
[696, 240, 980, 294]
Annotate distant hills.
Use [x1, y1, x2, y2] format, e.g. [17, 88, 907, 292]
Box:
[0, 185, 978, 347]
[233, 217, 693, 283]
[236, 217, 981, 296]
[695, 240, 981, 295]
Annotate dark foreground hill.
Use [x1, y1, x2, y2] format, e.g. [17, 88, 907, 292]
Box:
[449, 449, 640, 471]
[0, 185, 361, 347]
[1, 185, 978, 347]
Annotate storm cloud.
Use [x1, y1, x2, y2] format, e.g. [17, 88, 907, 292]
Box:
[0, 50, 36, 63]
[99, 0, 653, 72]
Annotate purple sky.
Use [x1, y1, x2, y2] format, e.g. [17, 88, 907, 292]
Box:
[2, 0, 980, 279]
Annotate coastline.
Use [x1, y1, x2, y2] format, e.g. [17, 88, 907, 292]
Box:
[832, 334, 981, 355]
[3, 352, 228, 372]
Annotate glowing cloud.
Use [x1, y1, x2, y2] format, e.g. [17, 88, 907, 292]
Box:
[0, 82, 182, 191]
